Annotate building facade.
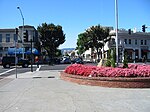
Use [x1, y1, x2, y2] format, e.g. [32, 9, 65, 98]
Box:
[107, 29, 150, 62]
[81, 29, 150, 63]
[0, 25, 38, 58]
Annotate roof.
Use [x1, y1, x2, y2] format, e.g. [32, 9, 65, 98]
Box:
[0, 29, 15, 32]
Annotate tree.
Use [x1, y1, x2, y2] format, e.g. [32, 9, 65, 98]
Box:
[37, 23, 65, 59]
[86, 25, 110, 60]
[76, 25, 110, 61]
[76, 33, 89, 55]
[34, 40, 41, 53]
[55, 49, 62, 57]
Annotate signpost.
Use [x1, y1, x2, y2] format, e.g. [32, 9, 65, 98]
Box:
[30, 39, 33, 72]
[15, 28, 18, 78]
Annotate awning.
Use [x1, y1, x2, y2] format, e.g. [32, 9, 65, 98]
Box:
[8, 48, 25, 55]
[126, 49, 134, 52]
[142, 50, 150, 52]
[26, 48, 39, 55]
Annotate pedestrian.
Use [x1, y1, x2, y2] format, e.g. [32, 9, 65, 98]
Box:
[142, 55, 146, 63]
[35, 56, 39, 68]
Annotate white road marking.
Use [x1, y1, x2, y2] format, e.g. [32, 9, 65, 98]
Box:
[36, 65, 41, 71]
[0, 68, 16, 76]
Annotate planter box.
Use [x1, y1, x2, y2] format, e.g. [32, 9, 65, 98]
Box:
[60, 72, 150, 88]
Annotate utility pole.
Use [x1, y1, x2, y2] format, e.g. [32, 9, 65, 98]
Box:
[30, 39, 33, 72]
[115, 0, 119, 66]
[15, 28, 18, 78]
[17, 6, 25, 59]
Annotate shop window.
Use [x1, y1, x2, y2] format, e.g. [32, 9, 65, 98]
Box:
[144, 40, 147, 45]
[141, 40, 143, 45]
[0, 34, 2, 42]
[124, 39, 127, 44]
[135, 40, 137, 45]
[0, 47, 3, 51]
[129, 39, 131, 44]
[6, 34, 10, 42]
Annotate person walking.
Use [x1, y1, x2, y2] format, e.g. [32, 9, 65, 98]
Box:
[142, 55, 146, 63]
[35, 56, 39, 68]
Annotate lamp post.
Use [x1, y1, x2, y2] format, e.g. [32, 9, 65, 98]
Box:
[115, 0, 119, 66]
[17, 6, 24, 59]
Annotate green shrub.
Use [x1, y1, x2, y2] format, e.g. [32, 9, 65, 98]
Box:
[105, 59, 111, 67]
[111, 49, 116, 68]
[123, 52, 128, 68]
[111, 58, 116, 67]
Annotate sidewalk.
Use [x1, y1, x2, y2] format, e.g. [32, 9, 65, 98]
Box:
[0, 70, 150, 112]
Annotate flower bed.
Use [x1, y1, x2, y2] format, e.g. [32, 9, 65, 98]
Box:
[61, 64, 150, 88]
[64, 64, 150, 77]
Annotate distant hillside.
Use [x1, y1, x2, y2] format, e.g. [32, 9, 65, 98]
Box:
[60, 48, 75, 51]
[60, 48, 75, 54]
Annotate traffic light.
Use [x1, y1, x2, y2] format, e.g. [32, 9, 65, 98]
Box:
[128, 29, 131, 35]
[142, 25, 146, 32]
[15, 28, 18, 34]
[23, 30, 28, 42]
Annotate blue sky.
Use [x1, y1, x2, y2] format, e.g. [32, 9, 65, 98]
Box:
[0, 0, 150, 48]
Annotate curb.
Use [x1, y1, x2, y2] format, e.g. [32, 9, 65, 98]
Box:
[60, 72, 150, 88]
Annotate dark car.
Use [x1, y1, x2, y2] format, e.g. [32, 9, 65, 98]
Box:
[71, 58, 84, 64]
[48, 58, 61, 65]
[2, 56, 30, 68]
[60, 57, 71, 64]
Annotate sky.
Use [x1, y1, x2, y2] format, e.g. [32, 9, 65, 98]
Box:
[0, 0, 150, 49]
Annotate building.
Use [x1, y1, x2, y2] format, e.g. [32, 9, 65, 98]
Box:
[18, 25, 38, 51]
[105, 29, 150, 62]
[81, 29, 150, 63]
[0, 25, 38, 58]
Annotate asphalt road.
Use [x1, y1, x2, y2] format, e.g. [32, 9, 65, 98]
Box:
[0, 64, 70, 79]
[0, 63, 97, 79]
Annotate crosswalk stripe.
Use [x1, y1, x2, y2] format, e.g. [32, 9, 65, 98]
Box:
[0, 68, 16, 76]
[36, 65, 41, 71]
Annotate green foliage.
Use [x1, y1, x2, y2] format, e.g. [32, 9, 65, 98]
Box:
[76, 33, 89, 55]
[76, 24, 110, 59]
[55, 49, 62, 57]
[34, 41, 41, 53]
[104, 59, 111, 67]
[111, 58, 116, 67]
[107, 49, 112, 59]
[104, 49, 116, 67]
[112, 48, 116, 62]
[123, 52, 128, 68]
[37, 23, 65, 58]
[104, 49, 111, 67]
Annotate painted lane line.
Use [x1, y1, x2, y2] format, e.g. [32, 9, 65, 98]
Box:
[0, 68, 16, 76]
[36, 65, 41, 71]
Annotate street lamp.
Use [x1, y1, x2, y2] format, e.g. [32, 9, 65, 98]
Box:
[115, 0, 119, 66]
[17, 6, 25, 59]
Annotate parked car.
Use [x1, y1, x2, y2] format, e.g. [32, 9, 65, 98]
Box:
[2, 56, 30, 68]
[0, 57, 2, 65]
[60, 57, 71, 64]
[71, 58, 84, 64]
[48, 58, 61, 65]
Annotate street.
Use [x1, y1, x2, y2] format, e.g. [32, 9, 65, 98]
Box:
[0, 64, 70, 79]
[0, 68, 150, 112]
[0, 63, 97, 79]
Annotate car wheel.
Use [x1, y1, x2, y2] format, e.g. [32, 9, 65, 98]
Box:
[22, 63, 28, 68]
[3, 65, 6, 68]
[5, 64, 10, 68]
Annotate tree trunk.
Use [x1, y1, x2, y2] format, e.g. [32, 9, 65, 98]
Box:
[96, 47, 100, 62]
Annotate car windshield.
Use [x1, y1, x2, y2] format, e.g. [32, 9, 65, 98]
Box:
[74, 58, 81, 61]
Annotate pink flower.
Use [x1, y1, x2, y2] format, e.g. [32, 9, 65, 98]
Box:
[64, 64, 150, 77]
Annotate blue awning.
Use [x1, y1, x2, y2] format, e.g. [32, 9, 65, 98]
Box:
[8, 48, 25, 55]
[26, 48, 39, 55]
